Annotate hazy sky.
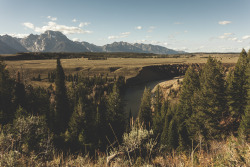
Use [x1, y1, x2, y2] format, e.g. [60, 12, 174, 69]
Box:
[0, 0, 250, 52]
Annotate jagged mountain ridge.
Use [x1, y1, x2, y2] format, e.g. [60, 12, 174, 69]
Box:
[20, 31, 89, 52]
[0, 30, 185, 54]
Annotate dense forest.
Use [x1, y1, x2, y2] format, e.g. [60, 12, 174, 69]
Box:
[0, 49, 249, 166]
[0, 52, 172, 60]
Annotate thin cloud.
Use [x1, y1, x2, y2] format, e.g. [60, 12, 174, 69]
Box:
[23, 21, 92, 35]
[230, 37, 238, 41]
[0, 33, 29, 38]
[147, 26, 156, 33]
[218, 21, 232, 25]
[72, 19, 77, 22]
[135, 26, 142, 30]
[72, 38, 80, 42]
[23, 22, 35, 29]
[242, 35, 250, 40]
[108, 32, 130, 39]
[47, 16, 57, 21]
[121, 32, 130, 35]
[218, 33, 234, 39]
[79, 22, 90, 27]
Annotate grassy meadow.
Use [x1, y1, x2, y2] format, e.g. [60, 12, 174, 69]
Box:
[3, 53, 239, 87]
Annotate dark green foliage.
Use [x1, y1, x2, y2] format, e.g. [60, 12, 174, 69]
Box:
[67, 97, 95, 152]
[177, 66, 200, 147]
[0, 61, 14, 125]
[179, 66, 199, 120]
[167, 118, 179, 150]
[152, 86, 166, 141]
[26, 86, 50, 116]
[228, 49, 248, 131]
[153, 85, 165, 139]
[238, 54, 250, 140]
[106, 82, 125, 141]
[138, 87, 152, 130]
[160, 106, 173, 146]
[54, 58, 70, 134]
[153, 85, 163, 115]
[13, 71, 26, 109]
[95, 96, 109, 151]
[191, 57, 226, 140]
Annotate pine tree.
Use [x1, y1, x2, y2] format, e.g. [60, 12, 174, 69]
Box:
[13, 71, 26, 109]
[54, 58, 70, 134]
[0, 61, 14, 125]
[179, 65, 199, 120]
[192, 57, 226, 140]
[177, 66, 199, 146]
[228, 49, 248, 131]
[153, 85, 163, 115]
[95, 96, 108, 151]
[238, 53, 250, 140]
[138, 87, 152, 130]
[160, 106, 172, 146]
[152, 86, 164, 140]
[167, 118, 179, 150]
[106, 83, 125, 141]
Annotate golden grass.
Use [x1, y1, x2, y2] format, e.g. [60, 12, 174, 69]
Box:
[3, 54, 239, 87]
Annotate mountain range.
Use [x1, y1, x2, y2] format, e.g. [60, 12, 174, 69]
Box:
[0, 30, 184, 54]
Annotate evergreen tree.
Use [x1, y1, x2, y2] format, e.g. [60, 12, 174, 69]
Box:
[25, 86, 50, 116]
[160, 106, 173, 146]
[153, 85, 163, 115]
[238, 55, 250, 140]
[95, 96, 108, 151]
[54, 58, 70, 134]
[152, 86, 164, 140]
[177, 65, 199, 147]
[106, 83, 125, 141]
[138, 87, 152, 130]
[228, 49, 248, 131]
[13, 71, 26, 109]
[67, 98, 93, 152]
[0, 61, 14, 125]
[192, 57, 226, 140]
[179, 66, 200, 120]
[167, 118, 179, 150]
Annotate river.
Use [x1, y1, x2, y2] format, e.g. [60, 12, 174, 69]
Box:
[123, 76, 183, 118]
[123, 79, 166, 118]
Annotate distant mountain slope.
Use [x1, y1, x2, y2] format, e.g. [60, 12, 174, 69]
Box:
[0, 35, 28, 52]
[77, 41, 103, 52]
[0, 40, 19, 54]
[0, 30, 185, 54]
[134, 43, 180, 54]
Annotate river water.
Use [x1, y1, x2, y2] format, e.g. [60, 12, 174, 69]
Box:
[123, 79, 166, 118]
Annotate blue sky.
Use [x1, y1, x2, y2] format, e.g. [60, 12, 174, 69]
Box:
[0, 0, 250, 52]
